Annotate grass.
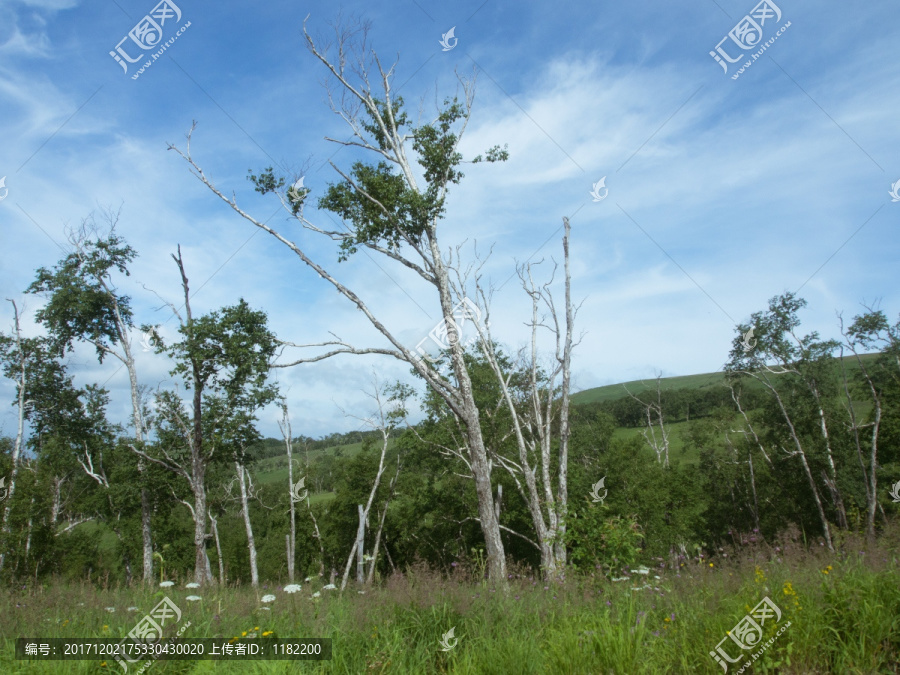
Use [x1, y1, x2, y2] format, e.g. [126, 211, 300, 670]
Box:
[571, 371, 728, 405]
[570, 352, 882, 406]
[3, 523, 899, 673]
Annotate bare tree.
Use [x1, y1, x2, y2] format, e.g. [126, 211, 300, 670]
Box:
[471, 218, 579, 580]
[233, 460, 261, 587]
[169, 17, 521, 581]
[625, 375, 670, 467]
[278, 400, 298, 583]
[339, 381, 402, 589]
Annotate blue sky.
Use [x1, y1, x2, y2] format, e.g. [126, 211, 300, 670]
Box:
[1, 0, 898, 440]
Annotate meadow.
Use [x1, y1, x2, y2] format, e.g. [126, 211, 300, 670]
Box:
[4, 522, 899, 674]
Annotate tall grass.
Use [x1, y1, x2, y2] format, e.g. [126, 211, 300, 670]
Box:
[3, 523, 899, 673]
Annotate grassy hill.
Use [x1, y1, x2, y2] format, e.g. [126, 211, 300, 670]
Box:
[571, 371, 727, 405]
[570, 352, 882, 405]
[250, 353, 883, 490]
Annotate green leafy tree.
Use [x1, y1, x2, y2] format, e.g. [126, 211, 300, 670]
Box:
[726, 293, 842, 551]
[840, 307, 900, 539]
[131, 247, 279, 584]
[26, 211, 157, 581]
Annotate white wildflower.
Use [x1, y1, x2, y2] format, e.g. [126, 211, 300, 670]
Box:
[322, 583, 336, 590]
[185, 595, 202, 602]
[159, 581, 175, 588]
[261, 594, 276, 603]
[283, 584, 302, 594]
[185, 582, 200, 589]
[105, 607, 116, 613]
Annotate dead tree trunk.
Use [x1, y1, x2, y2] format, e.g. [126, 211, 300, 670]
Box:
[235, 461, 259, 587]
[208, 512, 225, 585]
[476, 218, 578, 581]
[277, 401, 297, 583]
[626, 376, 670, 467]
[355, 504, 365, 584]
[0, 301, 28, 575]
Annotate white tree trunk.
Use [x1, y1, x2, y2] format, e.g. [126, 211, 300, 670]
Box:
[476, 218, 576, 581]
[235, 461, 259, 587]
[356, 504, 365, 584]
[278, 404, 297, 583]
[0, 301, 28, 574]
[208, 511, 224, 585]
[750, 373, 834, 551]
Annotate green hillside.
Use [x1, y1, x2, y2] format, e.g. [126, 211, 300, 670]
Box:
[570, 352, 882, 405]
[571, 371, 726, 404]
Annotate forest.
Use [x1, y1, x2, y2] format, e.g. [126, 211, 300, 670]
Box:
[2, 9, 899, 673]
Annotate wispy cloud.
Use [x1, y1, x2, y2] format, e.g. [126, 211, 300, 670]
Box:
[0, 0, 897, 438]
